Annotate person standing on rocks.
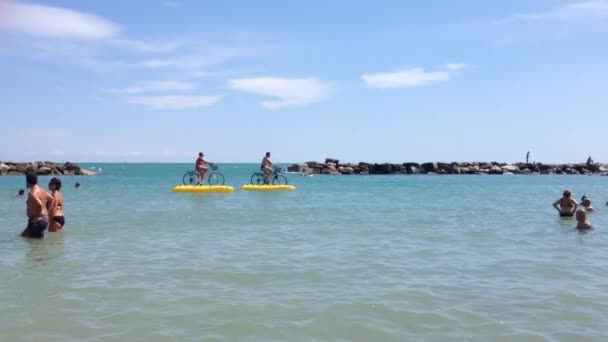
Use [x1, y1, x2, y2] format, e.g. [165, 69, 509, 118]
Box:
[261, 152, 274, 184]
[21, 174, 54, 239]
[526, 151, 530, 164]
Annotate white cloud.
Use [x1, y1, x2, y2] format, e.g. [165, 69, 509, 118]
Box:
[362, 64, 464, 89]
[228, 77, 331, 109]
[124, 81, 195, 94]
[110, 38, 188, 53]
[0, 2, 120, 40]
[164, 1, 179, 7]
[445, 63, 466, 71]
[496, 1, 608, 24]
[129, 95, 221, 110]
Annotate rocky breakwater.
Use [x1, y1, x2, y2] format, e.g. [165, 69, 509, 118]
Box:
[0, 161, 95, 176]
[287, 159, 608, 176]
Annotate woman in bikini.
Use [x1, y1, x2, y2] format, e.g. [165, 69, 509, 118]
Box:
[553, 189, 578, 217]
[48, 177, 65, 232]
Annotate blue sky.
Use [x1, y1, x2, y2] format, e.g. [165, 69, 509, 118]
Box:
[1, 0, 607, 163]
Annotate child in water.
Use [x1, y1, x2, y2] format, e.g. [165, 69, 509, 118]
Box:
[580, 195, 595, 212]
[575, 210, 592, 230]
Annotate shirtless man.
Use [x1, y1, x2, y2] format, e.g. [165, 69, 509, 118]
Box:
[195, 152, 210, 184]
[553, 189, 578, 217]
[575, 210, 593, 230]
[21, 174, 54, 239]
[261, 152, 273, 185]
[48, 177, 65, 232]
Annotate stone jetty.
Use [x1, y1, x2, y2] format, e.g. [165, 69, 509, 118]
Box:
[288, 158, 608, 176]
[0, 161, 95, 176]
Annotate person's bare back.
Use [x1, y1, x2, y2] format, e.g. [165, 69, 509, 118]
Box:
[21, 174, 53, 239]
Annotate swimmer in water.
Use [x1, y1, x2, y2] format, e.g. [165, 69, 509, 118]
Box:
[21, 174, 54, 239]
[17, 189, 25, 197]
[553, 189, 578, 217]
[580, 195, 595, 212]
[575, 209, 593, 230]
[75, 182, 80, 189]
[48, 177, 65, 232]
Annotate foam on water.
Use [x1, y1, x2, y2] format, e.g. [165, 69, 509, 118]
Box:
[1, 164, 608, 341]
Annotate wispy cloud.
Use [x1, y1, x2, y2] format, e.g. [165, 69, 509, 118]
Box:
[495, 1, 608, 24]
[129, 95, 221, 110]
[362, 63, 464, 89]
[121, 81, 195, 94]
[164, 1, 179, 7]
[0, 2, 120, 40]
[229, 77, 331, 109]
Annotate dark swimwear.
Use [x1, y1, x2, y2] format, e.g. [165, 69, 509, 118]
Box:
[52, 216, 65, 227]
[21, 216, 49, 239]
[560, 212, 575, 217]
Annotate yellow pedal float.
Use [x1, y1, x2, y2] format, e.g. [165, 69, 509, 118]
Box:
[171, 185, 234, 193]
[240, 184, 296, 191]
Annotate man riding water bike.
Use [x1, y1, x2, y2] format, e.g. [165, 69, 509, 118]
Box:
[196, 152, 211, 184]
[261, 152, 273, 185]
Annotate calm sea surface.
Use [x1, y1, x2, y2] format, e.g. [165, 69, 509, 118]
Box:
[1, 163, 608, 341]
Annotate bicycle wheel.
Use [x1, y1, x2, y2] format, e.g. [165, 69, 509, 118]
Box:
[183, 171, 199, 185]
[273, 174, 288, 185]
[251, 172, 264, 185]
[208, 172, 225, 185]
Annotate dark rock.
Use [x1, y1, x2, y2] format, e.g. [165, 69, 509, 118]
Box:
[325, 158, 339, 165]
[287, 163, 312, 173]
[370, 163, 392, 174]
[38, 167, 52, 175]
[489, 166, 503, 175]
[338, 166, 355, 175]
[421, 162, 438, 173]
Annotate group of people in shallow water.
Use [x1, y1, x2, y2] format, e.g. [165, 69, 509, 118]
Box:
[19, 174, 67, 239]
[553, 189, 596, 230]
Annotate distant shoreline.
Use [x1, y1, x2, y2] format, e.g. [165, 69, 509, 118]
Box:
[0, 161, 95, 176]
[287, 159, 608, 175]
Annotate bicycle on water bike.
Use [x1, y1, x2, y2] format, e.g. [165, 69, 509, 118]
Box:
[182, 164, 225, 185]
[250, 166, 288, 185]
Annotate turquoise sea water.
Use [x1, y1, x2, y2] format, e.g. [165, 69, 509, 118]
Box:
[1, 163, 608, 341]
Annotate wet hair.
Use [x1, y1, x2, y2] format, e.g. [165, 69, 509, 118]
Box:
[26, 173, 38, 186]
[49, 177, 62, 190]
[199, 152, 203, 157]
[75, 182, 81, 188]
[265, 152, 270, 157]
[18, 189, 25, 195]
[563, 189, 572, 198]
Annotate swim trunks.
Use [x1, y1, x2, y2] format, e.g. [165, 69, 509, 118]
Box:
[52, 216, 65, 227]
[21, 216, 49, 239]
[560, 212, 575, 217]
